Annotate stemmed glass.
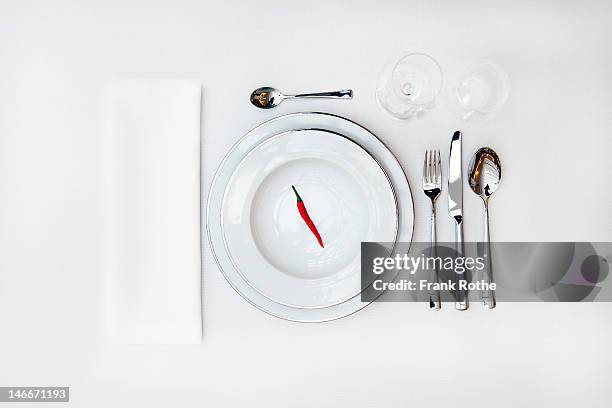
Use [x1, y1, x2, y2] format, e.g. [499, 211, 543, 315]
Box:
[376, 53, 443, 120]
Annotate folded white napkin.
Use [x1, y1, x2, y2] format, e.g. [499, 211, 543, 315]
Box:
[105, 79, 202, 344]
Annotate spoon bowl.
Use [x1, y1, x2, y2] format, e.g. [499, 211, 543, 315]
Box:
[468, 147, 502, 201]
[250, 87, 285, 109]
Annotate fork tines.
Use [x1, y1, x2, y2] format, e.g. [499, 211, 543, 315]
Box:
[423, 149, 442, 198]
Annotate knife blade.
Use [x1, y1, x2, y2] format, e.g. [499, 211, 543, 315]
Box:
[448, 131, 463, 222]
[448, 130, 468, 310]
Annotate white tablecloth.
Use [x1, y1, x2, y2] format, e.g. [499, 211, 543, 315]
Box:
[0, 0, 610, 407]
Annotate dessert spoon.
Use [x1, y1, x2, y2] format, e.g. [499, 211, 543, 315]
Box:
[468, 147, 502, 309]
[250, 87, 353, 109]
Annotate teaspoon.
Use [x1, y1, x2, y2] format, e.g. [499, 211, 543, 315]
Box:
[250, 87, 353, 109]
[468, 147, 502, 309]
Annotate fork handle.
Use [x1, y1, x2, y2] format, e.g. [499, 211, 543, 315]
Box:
[428, 207, 441, 310]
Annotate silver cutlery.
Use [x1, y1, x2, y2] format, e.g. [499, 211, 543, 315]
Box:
[250, 87, 353, 109]
[423, 150, 442, 310]
[448, 131, 468, 310]
[468, 147, 502, 309]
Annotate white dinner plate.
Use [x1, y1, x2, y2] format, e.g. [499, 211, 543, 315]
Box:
[221, 129, 398, 309]
[207, 112, 414, 322]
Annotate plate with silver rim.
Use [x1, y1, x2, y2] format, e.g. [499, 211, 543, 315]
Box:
[222, 128, 397, 309]
[207, 112, 414, 322]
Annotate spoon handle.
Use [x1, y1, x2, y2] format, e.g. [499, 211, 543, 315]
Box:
[292, 90, 353, 99]
[481, 203, 496, 309]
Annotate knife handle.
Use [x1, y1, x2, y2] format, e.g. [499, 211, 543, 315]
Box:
[454, 219, 468, 311]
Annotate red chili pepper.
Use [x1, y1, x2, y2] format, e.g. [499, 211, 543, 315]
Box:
[291, 185, 324, 248]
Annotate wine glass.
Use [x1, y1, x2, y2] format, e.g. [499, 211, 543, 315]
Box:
[447, 61, 510, 122]
[376, 53, 443, 120]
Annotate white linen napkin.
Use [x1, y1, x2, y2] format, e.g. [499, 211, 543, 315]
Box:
[105, 79, 202, 344]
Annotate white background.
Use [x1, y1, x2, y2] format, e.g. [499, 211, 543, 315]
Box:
[1, 0, 611, 406]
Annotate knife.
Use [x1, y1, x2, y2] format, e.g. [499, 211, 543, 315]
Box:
[448, 130, 468, 310]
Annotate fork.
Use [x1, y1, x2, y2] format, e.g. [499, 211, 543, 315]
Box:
[423, 150, 442, 310]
